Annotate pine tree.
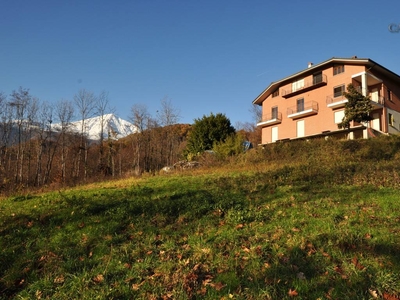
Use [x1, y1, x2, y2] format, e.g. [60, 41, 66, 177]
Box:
[338, 84, 372, 129]
[185, 113, 235, 158]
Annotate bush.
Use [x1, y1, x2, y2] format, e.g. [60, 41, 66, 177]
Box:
[212, 133, 246, 159]
[184, 113, 235, 157]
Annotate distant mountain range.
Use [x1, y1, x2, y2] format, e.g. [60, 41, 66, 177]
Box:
[54, 114, 137, 141]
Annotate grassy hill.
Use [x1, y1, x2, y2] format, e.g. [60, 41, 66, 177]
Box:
[1, 136, 400, 299]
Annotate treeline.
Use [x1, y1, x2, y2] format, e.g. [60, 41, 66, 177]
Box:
[0, 87, 192, 194]
[0, 87, 260, 195]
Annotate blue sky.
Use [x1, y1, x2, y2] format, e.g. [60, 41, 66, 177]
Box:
[1, 0, 400, 126]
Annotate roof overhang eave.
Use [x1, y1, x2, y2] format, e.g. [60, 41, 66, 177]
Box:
[251, 57, 400, 106]
[252, 81, 280, 105]
[252, 58, 370, 106]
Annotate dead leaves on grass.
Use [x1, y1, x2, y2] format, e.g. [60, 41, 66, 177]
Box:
[235, 223, 244, 230]
[131, 281, 145, 291]
[351, 256, 365, 270]
[92, 274, 104, 284]
[127, 262, 227, 298]
[288, 288, 298, 297]
[53, 275, 65, 284]
[183, 263, 226, 297]
[383, 292, 400, 300]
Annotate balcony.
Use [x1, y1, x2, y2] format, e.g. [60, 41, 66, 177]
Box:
[369, 95, 385, 108]
[326, 94, 348, 108]
[257, 112, 282, 127]
[327, 85, 385, 110]
[287, 101, 318, 119]
[282, 74, 327, 98]
[354, 86, 385, 106]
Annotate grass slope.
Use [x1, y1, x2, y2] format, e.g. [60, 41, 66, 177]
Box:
[1, 137, 400, 299]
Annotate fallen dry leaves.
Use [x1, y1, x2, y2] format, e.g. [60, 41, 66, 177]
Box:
[369, 289, 378, 298]
[53, 275, 65, 284]
[288, 288, 298, 297]
[131, 281, 145, 291]
[351, 256, 365, 270]
[235, 224, 244, 230]
[93, 274, 104, 284]
[383, 292, 400, 300]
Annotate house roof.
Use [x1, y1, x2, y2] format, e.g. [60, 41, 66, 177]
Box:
[252, 57, 400, 105]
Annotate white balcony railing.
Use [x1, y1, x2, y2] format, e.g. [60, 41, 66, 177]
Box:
[282, 74, 327, 98]
[326, 94, 348, 108]
[257, 112, 282, 127]
[287, 101, 318, 119]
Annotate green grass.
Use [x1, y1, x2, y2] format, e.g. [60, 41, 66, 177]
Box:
[1, 137, 400, 299]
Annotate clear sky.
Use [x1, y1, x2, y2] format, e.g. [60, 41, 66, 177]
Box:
[1, 0, 400, 127]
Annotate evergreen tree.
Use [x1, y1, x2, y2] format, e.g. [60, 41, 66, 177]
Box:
[339, 84, 372, 129]
[185, 113, 235, 158]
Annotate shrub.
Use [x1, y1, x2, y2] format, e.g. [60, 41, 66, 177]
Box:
[212, 133, 246, 159]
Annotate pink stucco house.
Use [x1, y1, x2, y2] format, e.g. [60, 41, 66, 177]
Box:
[253, 57, 400, 144]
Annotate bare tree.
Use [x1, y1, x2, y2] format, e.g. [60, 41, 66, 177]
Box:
[244, 104, 263, 146]
[156, 97, 181, 166]
[9, 87, 37, 184]
[130, 104, 151, 175]
[0, 92, 11, 173]
[73, 89, 96, 180]
[143, 116, 160, 172]
[157, 96, 181, 127]
[26, 97, 39, 186]
[41, 102, 58, 185]
[96, 91, 115, 175]
[235, 121, 261, 146]
[250, 104, 262, 124]
[106, 129, 118, 177]
[130, 104, 150, 132]
[55, 99, 74, 184]
[34, 101, 54, 186]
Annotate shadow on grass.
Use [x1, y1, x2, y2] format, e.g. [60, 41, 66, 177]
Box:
[1, 180, 399, 298]
[256, 238, 400, 299]
[0, 187, 222, 298]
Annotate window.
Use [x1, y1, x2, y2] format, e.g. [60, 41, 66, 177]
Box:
[371, 88, 379, 102]
[334, 85, 345, 98]
[271, 106, 278, 119]
[389, 113, 394, 126]
[272, 89, 279, 98]
[313, 71, 323, 84]
[333, 65, 345, 75]
[334, 110, 345, 124]
[292, 78, 304, 92]
[387, 88, 392, 101]
[297, 98, 304, 113]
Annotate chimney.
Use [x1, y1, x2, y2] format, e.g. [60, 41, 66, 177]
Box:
[308, 62, 313, 68]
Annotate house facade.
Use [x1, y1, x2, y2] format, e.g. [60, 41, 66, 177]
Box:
[253, 57, 400, 144]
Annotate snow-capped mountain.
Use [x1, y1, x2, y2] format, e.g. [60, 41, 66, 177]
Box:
[55, 114, 137, 141]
